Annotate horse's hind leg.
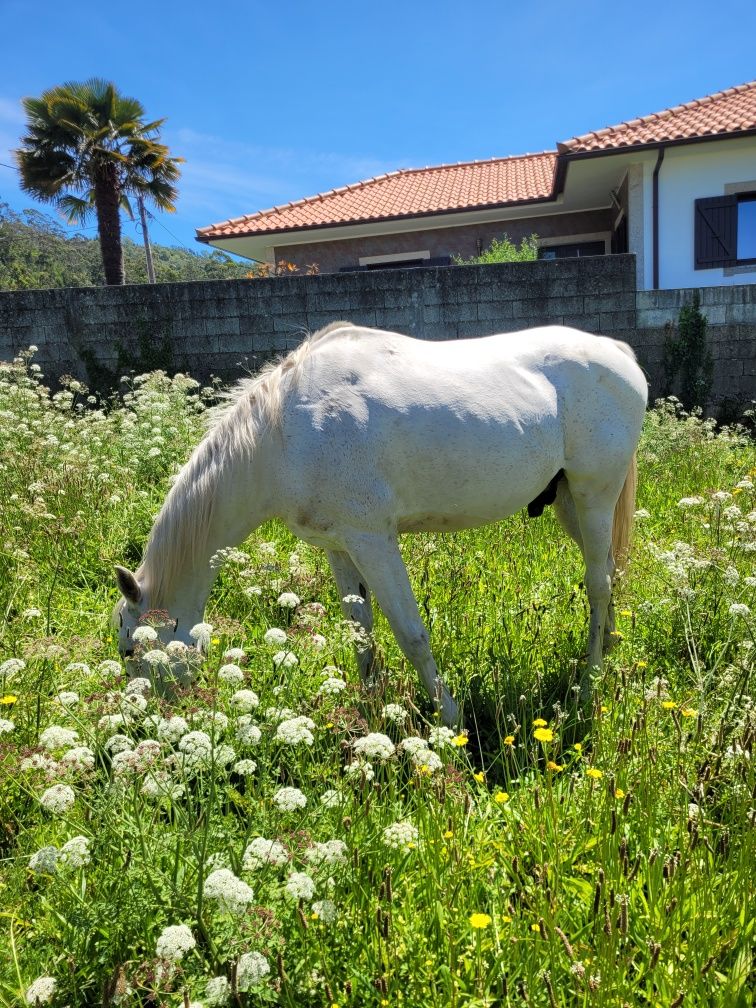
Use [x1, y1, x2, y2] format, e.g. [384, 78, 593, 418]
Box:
[554, 480, 616, 648]
[327, 549, 376, 682]
[569, 496, 615, 684]
[341, 531, 459, 726]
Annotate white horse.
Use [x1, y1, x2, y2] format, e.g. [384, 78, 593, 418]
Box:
[115, 321, 647, 725]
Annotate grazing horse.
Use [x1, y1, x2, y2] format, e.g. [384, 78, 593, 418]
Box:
[114, 322, 648, 725]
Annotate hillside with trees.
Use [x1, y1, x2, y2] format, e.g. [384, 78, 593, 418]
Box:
[0, 202, 251, 290]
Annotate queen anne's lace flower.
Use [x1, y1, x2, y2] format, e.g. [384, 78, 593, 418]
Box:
[243, 837, 289, 870]
[60, 746, 95, 772]
[284, 871, 316, 900]
[0, 718, 14, 734]
[264, 627, 288, 646]
[428, 726, 455, 747]
[40, 783, 76, 814]
[320, 789, 345, 808]
[205, 975, 231, 1005]
[40, 725, 79, 750]
[312, 898, 339, 923]
[382, 703, 408, 724]
[223, 647, 246, 662]
[104, 733, 133, 754]
[233, 758, 257, 775]
[236, 951, 271, 990]
[729, 602, 751, 617]
[235, 716, 262, 746]
[125, 677, 152, 695]
[25, 976, 57, 1005]
[157, 716, 189, 743]
[273, 786, 307, 811]
[203, 869, 254, 915]
[59, 835, 91, 869]
[273, 650, 298, 668]
[276, 715, 316, 746]
[156, 923, 196, 961]
[29, 846, 60, 874]
[132, 626, 158, 644]
[0, 658, 26, 676]
[55, 691, 80, 708]
[344, 759, 375, 781]
[382, 820, 419, 849]
[231, 689, 259, 712]
[318, 676, 347, 696]
[400, 736, 429, 756]
[353, 732, 395, 761]
[305, 839, 347, 866]
[277, 592, 300, 609]
[218, 663, 244, 684]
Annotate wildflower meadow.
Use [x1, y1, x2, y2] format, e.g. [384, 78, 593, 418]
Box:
[0, 348, 754, 1007]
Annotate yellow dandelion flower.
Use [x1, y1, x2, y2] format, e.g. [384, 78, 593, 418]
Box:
[530, 923, 541, 932]
[586, 767, 603, 779]
[443, 830, 454, 839]
[601, 705, 608, 713]
[573, 742, 583, 753]
[609, 630, 623, 639]
[0, 695, 18, 705]
[325, 722, 334, 728]
[661, 700, 677, 709]
[733, 487, 743, 495]
[620, 609, 633, 617]
[211, 637, 221, 645]
[494, 791, 509, 803]
[614, 788, 626, 799]
[532, 718, 548, 727]
[502, 915, 513, 923]
[533, 727, 553, 743]
[547, 761, 565, 772]
[452, 734, 468, 747]
[504, 734, 515, 746]
[473, 771, 485, 783]
[681, 707, 698, 718]
[469, 913, 492, 929]
[637, 660, 648, 668]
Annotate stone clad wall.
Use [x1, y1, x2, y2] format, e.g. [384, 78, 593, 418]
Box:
[0, 254, 754, 411]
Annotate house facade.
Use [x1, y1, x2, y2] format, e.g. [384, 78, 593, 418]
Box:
[196, 81, 756, 291]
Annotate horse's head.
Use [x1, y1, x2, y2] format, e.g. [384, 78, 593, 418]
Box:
[113, 566, 198, 688]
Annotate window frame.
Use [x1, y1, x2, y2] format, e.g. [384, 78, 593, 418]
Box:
[694, 190, 756, 270]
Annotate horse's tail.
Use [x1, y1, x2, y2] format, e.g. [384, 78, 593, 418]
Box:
[612, 451, 637, 571]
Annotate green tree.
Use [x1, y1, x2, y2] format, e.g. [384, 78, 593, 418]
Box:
[14, 79, 182, 285]
[454, 233, 539, 265]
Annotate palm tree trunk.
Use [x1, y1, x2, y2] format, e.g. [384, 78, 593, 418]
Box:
[93, 162, 125, 285]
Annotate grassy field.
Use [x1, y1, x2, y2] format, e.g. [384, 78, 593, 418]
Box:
[0, 349, 754, 1008]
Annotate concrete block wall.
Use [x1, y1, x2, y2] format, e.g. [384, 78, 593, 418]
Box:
[0, 254, 754, 412]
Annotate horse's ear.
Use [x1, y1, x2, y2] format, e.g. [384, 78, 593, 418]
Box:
[115, 565, 142, 605]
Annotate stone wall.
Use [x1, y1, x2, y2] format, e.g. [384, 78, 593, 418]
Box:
[0, 254, 754, 412]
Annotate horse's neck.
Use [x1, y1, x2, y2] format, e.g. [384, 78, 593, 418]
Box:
[142, 436, 273, 618]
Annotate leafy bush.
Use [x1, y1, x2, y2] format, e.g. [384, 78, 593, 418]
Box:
[454, 233, 539, 265]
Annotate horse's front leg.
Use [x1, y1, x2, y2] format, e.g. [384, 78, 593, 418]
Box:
[340, 531, 459, 727]
[327, 549, 376, 682]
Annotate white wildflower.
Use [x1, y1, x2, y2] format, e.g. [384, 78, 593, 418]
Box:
[0, 718, 14, 734]
[189, 622, 214, 649]
[273, 786, 307, 811]
[165, 640, 189, 657]
[277, 592, 300, 609]
[0, 658, 25, 676]
[263, 627, 288, 646]
[273, 650, 298, 668]
[218, 663, 244, 684]
[98, 713, 131, 731]
[59, 835, 91, 869]
[305, 839, 347, 866]
[399, 736, 429, 756]
[258, 541, 277, 556]
[55, 691, 80, 708]
[205, 975, 231, 1005]
[29, 846, 60, 874]
[64, 662, 91, 676]
[243, 837, 289, 870]
[634, 508, 650, 519]
[233, 758, 257, 775]
[141, 649, 170, 667]
[223, 647, 246, 661]
[132, 626, 158, 644]
[353, 732, 395, 761]
[428, 725, 456, 747]
[124, 677, 152, 696]
[382, 820, 419, 850]
[195, 710, 229, 734]
[320, 789, 345, 808]
[729, 603, 751, 617]
[40, 725, 79, 750]
[157, 716, 189, 744]
[40, 783, 76, 814]
[237, 951, 270, 990]
[276, 716, 316, 746]
[342, 593, 364, 604]
[60, 746, 95, 772]
[411, 749, 443, 773]
[235, 716, 262, 747]
[382, 703, 408, 725]
[203, 868, 254, 915]
[156, 923, 196, 961]
[318, 676, 347, 696]
[677, 496, 704, 509]
[98, 659, 122, 676]
[25, 977, 57, 1005]
[231, 689, 260, 712]
[312, 898, 338, 923]
[712, 491, 733, 502]
[344, 760, 375, 781]
[104, 733, 133, 754]
[178, 730, 214, 768]
[284, 871, 316, 900]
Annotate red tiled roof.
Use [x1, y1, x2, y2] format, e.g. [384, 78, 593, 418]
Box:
[559, 80, 756, 153]
[197, 81, 756, 241]
[196, 152, 557, 240]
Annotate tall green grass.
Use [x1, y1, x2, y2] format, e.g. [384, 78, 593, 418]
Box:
[0, 351, 754, 1007]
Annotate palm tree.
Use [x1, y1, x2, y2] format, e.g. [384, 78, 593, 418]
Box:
[15, 79, 182, 285]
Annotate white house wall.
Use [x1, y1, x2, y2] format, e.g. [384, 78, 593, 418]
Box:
[658, 136, 756, 289]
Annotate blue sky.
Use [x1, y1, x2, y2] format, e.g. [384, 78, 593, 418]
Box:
[1, 0, 755, 257]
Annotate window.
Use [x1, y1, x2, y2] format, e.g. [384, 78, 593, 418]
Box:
[538, 240, 606, 260]
[694, 193, 756, 268]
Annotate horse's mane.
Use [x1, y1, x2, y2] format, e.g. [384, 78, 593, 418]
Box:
[138, 320, 353, 606]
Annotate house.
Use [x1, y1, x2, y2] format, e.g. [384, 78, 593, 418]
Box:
[196, 81, 756, 291]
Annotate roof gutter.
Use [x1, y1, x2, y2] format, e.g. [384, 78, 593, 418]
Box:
[652, 146, 665, 289]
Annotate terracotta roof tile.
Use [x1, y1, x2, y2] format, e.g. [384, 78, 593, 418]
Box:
[196, 152, 557, 239]
[559, 80, 756, 153]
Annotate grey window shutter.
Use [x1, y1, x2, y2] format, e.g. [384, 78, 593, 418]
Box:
[694, 195, 737, 268]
